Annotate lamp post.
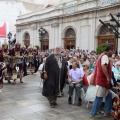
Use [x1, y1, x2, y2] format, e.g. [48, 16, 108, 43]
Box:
[38, 26, 46, 51]
[110, 13, 120, 55]
[99, 13, 120, 55]
[7, 32, 12, 49]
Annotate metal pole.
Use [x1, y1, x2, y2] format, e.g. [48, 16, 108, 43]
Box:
[41, 41, 42, 51]
[9, 38, 10, 49]
[116, 16, 120, 55]
[116, 37, 118, 55]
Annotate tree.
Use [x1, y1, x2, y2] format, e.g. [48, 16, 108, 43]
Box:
[35, 45, 40, 50]
[96, 44, 108, 55]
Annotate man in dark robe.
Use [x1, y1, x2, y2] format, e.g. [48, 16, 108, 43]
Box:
[42, 46, 68, 108]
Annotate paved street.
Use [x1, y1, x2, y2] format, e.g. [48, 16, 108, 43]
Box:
[0, 72, 113, 120]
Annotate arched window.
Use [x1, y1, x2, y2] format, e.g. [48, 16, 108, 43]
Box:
[23, 32, 30, 48]
[65, 28, 76, 37]
[99, 25, 114, 35]
[41, 31, 49, 51]
[42, 31, 49, 39]
[64, 28, 76, 50]
[98, 25, 116, 50]
[24, 33, 30, 39]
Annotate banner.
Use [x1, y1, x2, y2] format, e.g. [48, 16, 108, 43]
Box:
[0, 22, 6, 38]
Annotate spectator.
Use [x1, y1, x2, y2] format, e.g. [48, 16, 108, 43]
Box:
[68, 61, 84, 106]
[38, 57, 46, 79]
[89, 58, 94, 70]
[112, 61, 120, 82]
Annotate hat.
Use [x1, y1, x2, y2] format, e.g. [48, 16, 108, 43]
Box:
[15, 40, 21, 46]
[28, 44, 33, 49]
[33, 46, 37, 50]
[2, 39, 8, 47]
[21, 42, 26, 48]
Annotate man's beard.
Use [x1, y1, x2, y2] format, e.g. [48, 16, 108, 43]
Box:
[54, 51, 61, 55]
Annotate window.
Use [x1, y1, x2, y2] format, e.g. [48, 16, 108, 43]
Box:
[65, 28, 76, 37]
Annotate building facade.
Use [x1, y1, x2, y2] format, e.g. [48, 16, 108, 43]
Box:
[16, 0, 120, 52]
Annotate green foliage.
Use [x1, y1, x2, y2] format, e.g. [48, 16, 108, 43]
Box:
[35, 45, 40, 50]
[39, 37, 43, 42]
[96, 44, 108, 55]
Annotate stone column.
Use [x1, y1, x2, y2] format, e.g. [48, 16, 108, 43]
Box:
[51, 22, 59, 48]
[16, 29, 21, 42]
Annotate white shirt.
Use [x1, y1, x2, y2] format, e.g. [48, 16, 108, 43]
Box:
[101, 55, 109, 65]
[38, 63, 44, 71]
[69, 68, 84, 82]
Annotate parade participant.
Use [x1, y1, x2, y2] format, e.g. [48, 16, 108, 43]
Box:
[2, 40, 12, 83]
[12, 41, 23, 84]
[0, 49, 4, 63]
[27, 45, 35, 74]
[33, 46, 39, 73]
[20, 43, 27, 77]
[90, 46, 114, 118]
[42, 46, 68, 108]
[0, 49, 6, 92]
[111, 92, 120, 120]
[0, 62, 6, 93]
[0, 50, 4, 92]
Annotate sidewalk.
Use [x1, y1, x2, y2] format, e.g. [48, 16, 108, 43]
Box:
[0, 72, 113, 120]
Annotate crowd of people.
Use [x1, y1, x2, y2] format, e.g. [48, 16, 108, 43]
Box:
[39, 46, 120, 120]
[0, 40, 120, 119]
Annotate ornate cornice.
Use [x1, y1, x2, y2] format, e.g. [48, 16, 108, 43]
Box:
[16, 0, 120, 26]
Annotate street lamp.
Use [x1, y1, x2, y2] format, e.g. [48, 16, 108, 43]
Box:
[110, 13, 120, 55]
[38, 26, 46, 51]
[99, 13, 120, 55]
[7, 32, 12, 49]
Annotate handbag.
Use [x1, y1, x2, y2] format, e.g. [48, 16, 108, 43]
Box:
[83, 75, 89, 86]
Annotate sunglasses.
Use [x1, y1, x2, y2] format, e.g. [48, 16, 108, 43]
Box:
[83, 65, 86, 67]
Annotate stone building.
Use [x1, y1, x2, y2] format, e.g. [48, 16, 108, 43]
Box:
[16, 0, 120, 52]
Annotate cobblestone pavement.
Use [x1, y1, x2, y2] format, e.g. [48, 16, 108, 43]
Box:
[0, 72, 113, 120]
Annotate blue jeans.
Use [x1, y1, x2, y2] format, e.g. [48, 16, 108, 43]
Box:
[69, 83, 83, 98]
[90, 93, 112, 116]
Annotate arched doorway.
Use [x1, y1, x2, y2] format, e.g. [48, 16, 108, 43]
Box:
[98, 25, 116, 50]
[64, 28, 76, 50]
[24, 32, 30, 48]
[41, 31, 49, 51]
